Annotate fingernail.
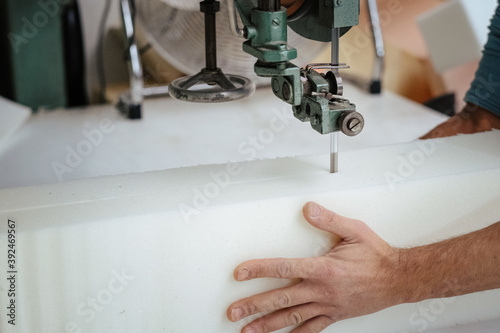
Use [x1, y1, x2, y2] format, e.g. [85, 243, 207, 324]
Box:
[237, 269, 250, 281]
[231, 307, 244, 321]
[308, 202, 321, 218]
[244, 328, 256, 333]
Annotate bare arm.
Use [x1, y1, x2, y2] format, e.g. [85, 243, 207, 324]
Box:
[227, 202, 500, 333]
[400, 220, 500, 302]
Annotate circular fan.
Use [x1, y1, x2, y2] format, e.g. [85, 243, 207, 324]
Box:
[135, 0, 328, 86]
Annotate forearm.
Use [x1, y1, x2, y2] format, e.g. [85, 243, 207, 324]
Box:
[398, 221, 500, 303]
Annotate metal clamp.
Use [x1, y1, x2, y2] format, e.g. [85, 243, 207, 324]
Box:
[305, 63, 350, 73]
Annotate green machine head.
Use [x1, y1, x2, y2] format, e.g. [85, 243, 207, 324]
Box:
[168, 0, 364, 138]
[234, 0, 364, 136]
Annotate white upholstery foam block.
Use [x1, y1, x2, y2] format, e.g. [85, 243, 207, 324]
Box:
[459, 0, 498, 47]
[417, 0, 497, 73]
[0, 131, 499, 333]
[0, 96, 30, 154]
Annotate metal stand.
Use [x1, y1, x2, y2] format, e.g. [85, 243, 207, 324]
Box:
[168, 0, 255, 103]
[117, 0, 144, 119]
[117, 0, 171, 119]
[341, 0, 385, 94]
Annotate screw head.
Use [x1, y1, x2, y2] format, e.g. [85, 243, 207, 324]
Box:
[347, 118, 361, 132]
[272, 18, 281, 26]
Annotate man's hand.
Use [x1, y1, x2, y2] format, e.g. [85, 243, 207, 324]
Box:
[421, 103, 500, 139]
[227, 202, 406, 333]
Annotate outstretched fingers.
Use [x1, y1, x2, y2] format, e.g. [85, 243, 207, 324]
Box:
[228, 283, 317, 322]
[234, 257, 318, 281]
[291, 315, 336, 333]
[239, 303, 327, 333]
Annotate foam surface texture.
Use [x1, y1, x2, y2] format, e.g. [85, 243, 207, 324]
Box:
[0, 131, 499, 333]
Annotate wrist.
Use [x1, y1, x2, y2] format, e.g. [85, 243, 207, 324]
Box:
[393, 245, 463, 304]
[462, 103, 500, 132]
[391, 247, 434, 304]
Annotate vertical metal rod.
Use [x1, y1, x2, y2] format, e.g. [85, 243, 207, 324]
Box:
[366, 0, 385, 89]
[120, 0, 143, 108]
[330, 28, 340, 173]
[331, 28, 340, 67]
[258, 0, 280, 11]
[205, 9, 217, 70]
[330, 132, 338, 173]
[227, 0, 245, 37]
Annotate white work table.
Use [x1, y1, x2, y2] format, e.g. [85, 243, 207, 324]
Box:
[0, 84, 447, 189]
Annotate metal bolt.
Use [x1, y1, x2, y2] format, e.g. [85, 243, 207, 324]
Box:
[272, 18, 281, 26]
[272, 78, 280, 93]
[282, 81, 291, 101]
[347, 118, 361, 132]
[337, 0, 343, 5]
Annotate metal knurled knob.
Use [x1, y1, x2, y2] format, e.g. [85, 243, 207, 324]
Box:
[338, 111, 364, 136]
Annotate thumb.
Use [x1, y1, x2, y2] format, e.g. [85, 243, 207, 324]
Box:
[303, 202, 360, 241]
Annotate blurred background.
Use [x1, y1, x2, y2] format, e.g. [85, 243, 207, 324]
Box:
[1, 0, 496, 111]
